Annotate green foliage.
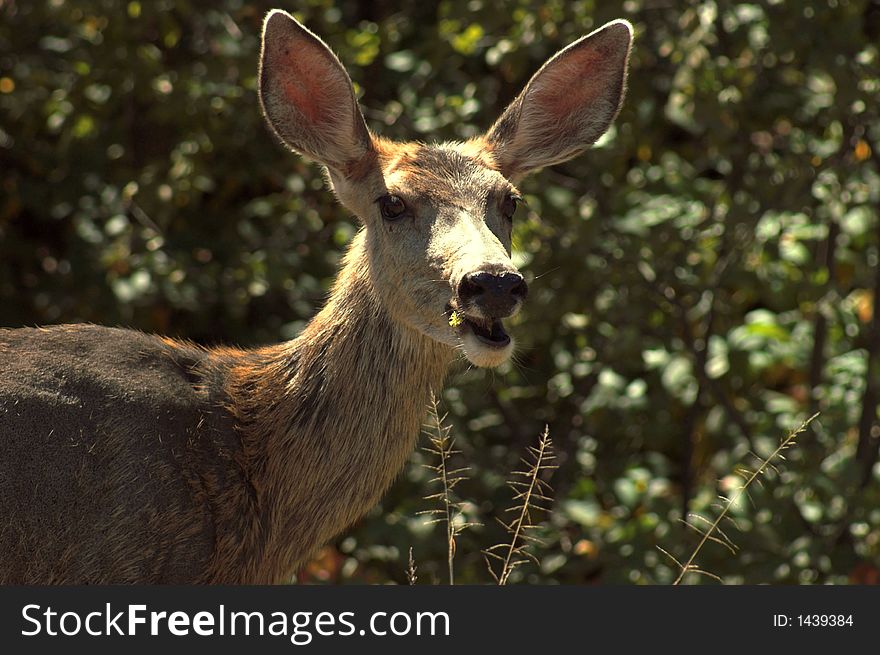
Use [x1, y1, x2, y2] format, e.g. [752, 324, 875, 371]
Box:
[2, 0, 880, 584]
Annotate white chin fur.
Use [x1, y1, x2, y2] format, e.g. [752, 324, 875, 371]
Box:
[460, 331, 515, 368]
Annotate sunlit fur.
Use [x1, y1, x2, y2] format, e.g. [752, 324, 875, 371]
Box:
[0, 10, 631, 583]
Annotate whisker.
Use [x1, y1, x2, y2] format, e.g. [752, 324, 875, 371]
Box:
[532, 267, 560, 280]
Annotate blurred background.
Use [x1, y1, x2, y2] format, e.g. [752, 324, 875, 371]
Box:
[2, 0, 879, 584]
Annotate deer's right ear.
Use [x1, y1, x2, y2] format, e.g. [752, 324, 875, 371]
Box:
[259, 10, 373, 176]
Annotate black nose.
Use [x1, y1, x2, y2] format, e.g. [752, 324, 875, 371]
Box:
[457, 268, 528, 317]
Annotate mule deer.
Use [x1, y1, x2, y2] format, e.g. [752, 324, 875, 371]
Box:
[0, 10, 632, 583]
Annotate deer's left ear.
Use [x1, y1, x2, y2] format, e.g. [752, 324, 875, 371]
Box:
[485, 20, 633, 180]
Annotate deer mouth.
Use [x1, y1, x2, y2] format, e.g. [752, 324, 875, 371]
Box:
[446, 305, 511, 349]
[466, 317, 511, 348]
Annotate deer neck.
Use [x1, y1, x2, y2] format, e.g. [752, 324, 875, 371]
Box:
[228, 229, 453, 579]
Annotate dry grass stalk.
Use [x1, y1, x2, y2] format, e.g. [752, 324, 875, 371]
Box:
[406, 547, 418, 585]
[662, 412, 818, 585]
[484, 426, 557, 585]
[418, 395, 477, 584]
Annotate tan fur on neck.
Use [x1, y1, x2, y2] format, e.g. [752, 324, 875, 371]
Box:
[209, 231, 451, 582]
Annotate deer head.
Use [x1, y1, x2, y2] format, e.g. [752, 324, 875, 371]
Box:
[259, 10, 632, 368]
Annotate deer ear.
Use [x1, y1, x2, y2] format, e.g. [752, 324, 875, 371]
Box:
[485, 20, 633, 180]
[259, 10, 373, 175]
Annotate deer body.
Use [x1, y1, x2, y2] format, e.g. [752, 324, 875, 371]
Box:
[0, 10, 631, 583]
[0, 233, 449, 583]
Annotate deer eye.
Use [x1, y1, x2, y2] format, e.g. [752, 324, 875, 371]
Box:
[377, 194, 407, 221]
[501, 193, 521, 221]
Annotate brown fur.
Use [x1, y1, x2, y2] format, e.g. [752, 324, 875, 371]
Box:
[0, 237, 450, 584]
[0, 10, 631, 583]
